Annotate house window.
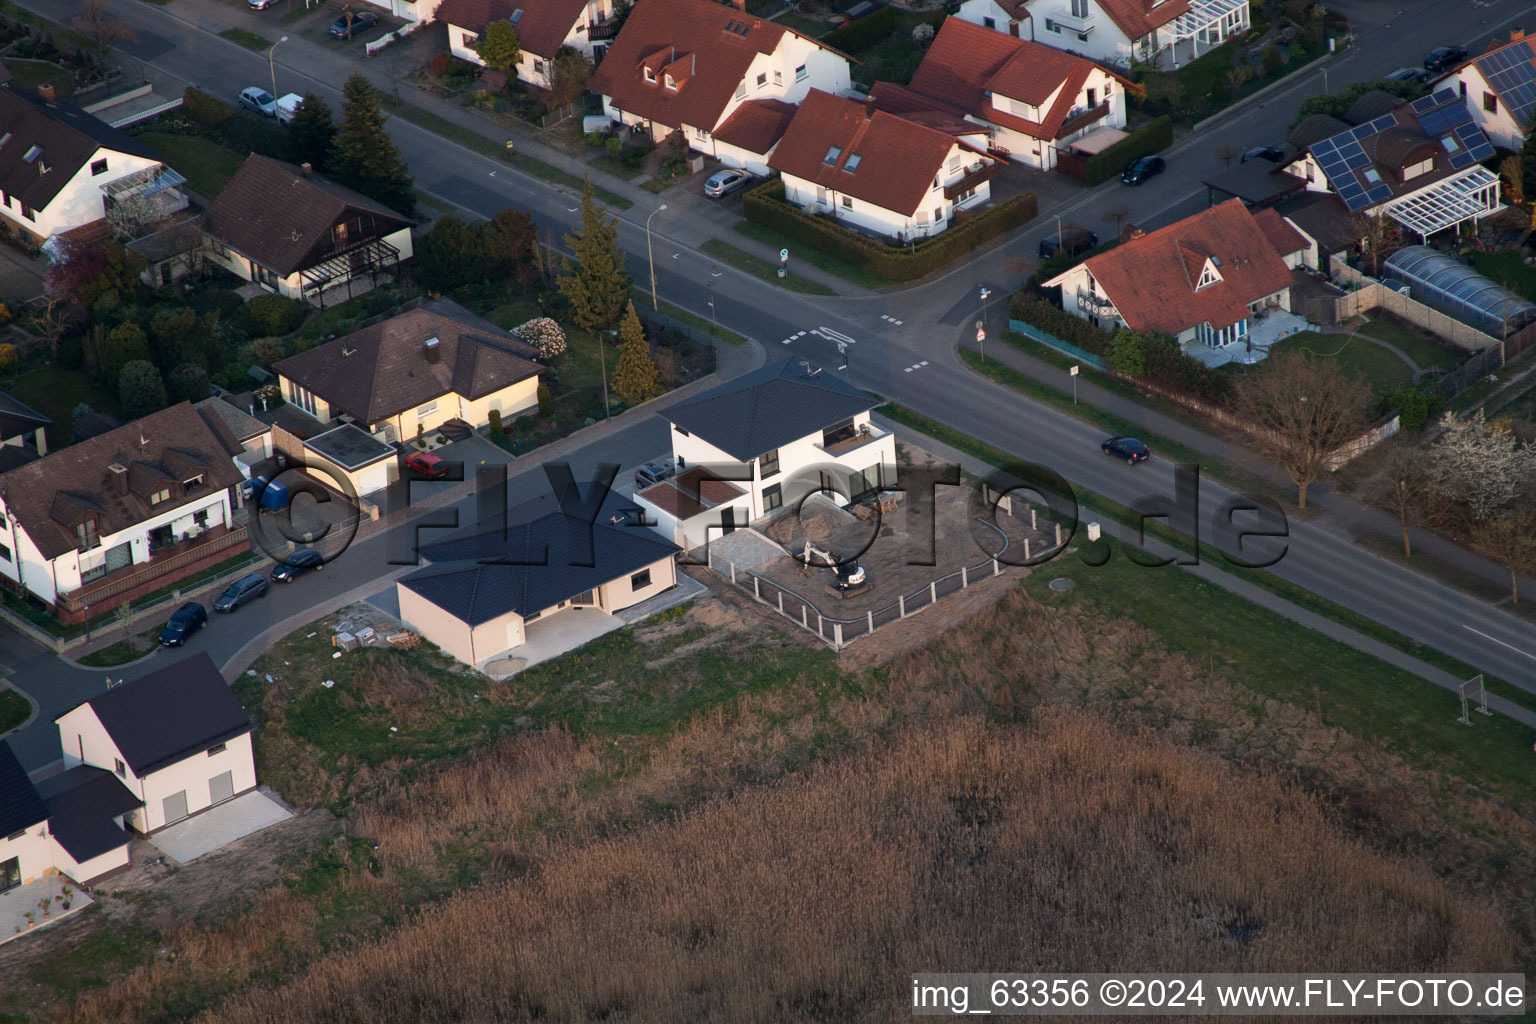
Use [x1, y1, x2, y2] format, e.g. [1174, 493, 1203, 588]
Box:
[794, 63, 807, 82]
[149, 488, 170, 505]
[844, 154, 861, 172]
[288, 382, 317, 416]
[416, 401, 438, 418]
[90, 158, 108, 175]
[840, 195, 852, 208]
[20, 205, 33, 222]
[762, 483, 783, 512]
[917, 210, 929, 223]
[183, 474, 203, 491]
[114, 758, 125, 777]
[773, 70, 782, 86]
[1362, 168, 1381, 184]
[735, 81, 746, 98]
[1086, 87, 1097, 107]
[948, 154, 960, 171]
[630, 568, 651, 589]
[1070, 0, 1087, 15]
[824, 145, 841, 164]
[5, 829, 22, 841]
[983, 16, 995, 28]
[1404, 157, 1433, 179]
[0, 543, 9, 562]
[759, 448, 779, 477]
[534, 59, 546, 75]
[1077, 30, 1088, 41]
[756, 73, 767, 88]
[643, 66, 655, 82]
[75, 519, 98, 550]
[1045, 17, 1059, 31]
[207, 742, 226, 756]
[934, 206, 943, 221]
[1483, 91, 1498, 113]
[664, 74, 676, 90]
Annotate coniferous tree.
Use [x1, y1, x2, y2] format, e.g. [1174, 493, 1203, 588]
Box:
[556, 177, 631, 330]
[612, 301, 659, 406]
[288, 93, 338, 172]
[331, 73, 415, 214]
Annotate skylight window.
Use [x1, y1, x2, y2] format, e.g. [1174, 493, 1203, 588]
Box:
[1442, 135, 1462, 153]
[22, 146, 41, 164]
[824, 145, 842, 165]
[510, 8, 523, 21]
[844, 154, 862, 172]
[1363, 167, 1381, 183]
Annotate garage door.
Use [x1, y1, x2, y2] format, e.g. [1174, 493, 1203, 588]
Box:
[163, 790, 188, 825]
[209, 771, 234, 806]
[104, 542, 133, 573]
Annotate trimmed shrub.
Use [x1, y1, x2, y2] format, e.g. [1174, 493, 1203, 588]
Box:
[822, 6, 902, 52]
[537, 383, 552, 417]
[182, 87, 234, 128]
[241, 294, 307, 336]
[1083, 116, 1173, 186]
[487, 409, 503, 437]
[742, 179, 1038, 282]
[429, 51, 450, 77]
[1010, 299, 1112, 355]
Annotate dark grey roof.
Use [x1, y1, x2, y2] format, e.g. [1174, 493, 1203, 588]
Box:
[194, 396, 268, 444]
[1274, 192, 1358, 254]
[0, 89, 161, 214]
[57, 652, 253, 776]
[662, 358, 875, 461]
[1289, 113, 1353, 150]
[35, 765, 141, 863]
[0, 389, 49, 440]
[1201, 161, 1307, 207]
[401, 489, 679, 625]
[304, 423, 394, 470]
[1344, 89, 1402, 125]
[0, 740, 47, 837]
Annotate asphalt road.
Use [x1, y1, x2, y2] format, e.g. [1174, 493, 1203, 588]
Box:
[5, 0, 1535, 771]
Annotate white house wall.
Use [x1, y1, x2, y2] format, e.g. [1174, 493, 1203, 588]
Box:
[137, 732, 256, 833]
[955, 0, 1030, 38]
[1450, 64, 1525, 151]
[0, 146, 162, 241]
[51, 836, 131, 884]
[0, 823, 55, 888]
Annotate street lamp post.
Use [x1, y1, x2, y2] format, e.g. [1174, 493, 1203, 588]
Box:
[600, 330, 613, 421]
[646, 203, 668, 310]
[268, 35, 289, 101]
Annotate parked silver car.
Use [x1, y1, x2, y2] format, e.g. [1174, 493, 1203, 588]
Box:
[704, 169, 751, 198]
[238, 86, 277, 116]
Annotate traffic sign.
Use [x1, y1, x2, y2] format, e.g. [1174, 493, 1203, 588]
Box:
[779, 248, 789, 261]
[976, 327, 986, 342]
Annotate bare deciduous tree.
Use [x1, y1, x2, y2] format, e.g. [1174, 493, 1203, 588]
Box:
[1471, 510, 1536, 604]
[1102, 204, 1133, 236]
[1213, 143, 1240, 167]
[1372, 437, 1440, 557]
[1233, 350, 1373, 509]
[69, 0, 135, 61]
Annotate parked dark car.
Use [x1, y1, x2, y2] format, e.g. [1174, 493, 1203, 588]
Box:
[330, 9, 379, 38]
[272, 549, 325, 583]
[215, 573, 270, 613]
[634, 459, 678, 489]
[1101, 436, 1151, 463]
[159, 602, 208, 646]
[402, 449, 450, 479]
[1120, 155, 1165, 186]
[1384, 67, 1431, 85]
[1241, 146, 1285, 163]
[1038, 226, 1098, 260]
[1423, 46, 1467, 72]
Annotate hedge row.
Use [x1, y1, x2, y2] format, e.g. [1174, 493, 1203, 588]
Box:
[1011, 298, 1111, 355]
[1083, 115, 1173, 186]
[821, 6, 903, 53]
[743, 179, 1038, 283]
[182, 87, 288, 164]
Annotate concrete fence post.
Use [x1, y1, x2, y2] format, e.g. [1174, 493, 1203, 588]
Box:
[930, 582, 937, 604]
[753, 576, 760, 601]
[867, 610, 874, 633]
[1055, 522, 1062, 547]
[992, 558, 1000, 576]
[1030, 507, 1037, 530]
[802, 605, 808, 628]
[833, 622, 843, 648]
[899, 594, 906, 618]
[729, 561, 736, 584]
[817, 612, 823, 636]
[1024, 538, 1031, 561]
[961, 565, 968, 588]
[777, 591, 783, 614]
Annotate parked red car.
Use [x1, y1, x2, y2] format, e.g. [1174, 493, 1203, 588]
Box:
[403, 450, 450, 479]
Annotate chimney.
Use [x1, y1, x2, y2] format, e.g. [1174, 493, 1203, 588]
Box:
[1122, 224, 1143, 243]
[730, 0, 745, 10]
[301, 162, 313, 176]
[1512, 27, 1526, 41]
[424, 336, 441, 362]
[864, 95, 877, 120]
[108, 463, 128, 496]
[36, 83, 53, 104]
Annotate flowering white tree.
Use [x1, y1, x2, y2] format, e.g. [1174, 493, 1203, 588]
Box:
[1428, 410, 1536, 520]
[514, 317, 567, 362]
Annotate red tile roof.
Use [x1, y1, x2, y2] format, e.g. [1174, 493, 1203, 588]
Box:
[711, 98, 798, 154]
[769, 90, 981, 215]
[1058, 199, 1297, 334]
[435, 0, 589, 60]
[907, 17, 1110, 141]
[869, 82, 991, 140]
[1252, 207, 1309, 258]
[589, 0, 847, 132]
[1095, 0, 1190, 41]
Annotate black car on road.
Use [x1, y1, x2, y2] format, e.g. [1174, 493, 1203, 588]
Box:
[272, 549, 325, 583]
[1038, 226, 1098, 260]
[159, 602, 208, 646]
[1102, 436, 1151, 463]
[1423, 46, 1467, 72]
[1241, 146, 1284, 164]
[214, 573, 270, 613]
[1120, 155, 1165, 186]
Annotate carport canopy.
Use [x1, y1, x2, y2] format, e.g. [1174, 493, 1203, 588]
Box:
[1069, 127, 1128, 155]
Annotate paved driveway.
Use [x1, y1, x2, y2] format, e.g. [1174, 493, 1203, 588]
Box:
[151, 790, 291, 863]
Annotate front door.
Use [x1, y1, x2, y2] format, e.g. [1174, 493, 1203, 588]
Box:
[720, 507, 736, 534]
[0, 855, 18, 892]
[209, 771, 234, 806]
[162, 790, 189, 826]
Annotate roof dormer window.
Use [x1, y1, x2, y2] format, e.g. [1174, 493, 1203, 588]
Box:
[824, 145, 841, 165]
[1404, 157, 1433, 179]
[149, 488, 171, 506]
[1196, 257, 1222, 291]
[643, 66, 655, 82]
[183, 474, 203, 491]
[664, 74, 676, 90]
[844, 154, 861, 173]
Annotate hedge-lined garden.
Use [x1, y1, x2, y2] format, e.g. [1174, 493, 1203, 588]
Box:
[1083, 116, 1173, 186]
[742, 179, 1037, 283]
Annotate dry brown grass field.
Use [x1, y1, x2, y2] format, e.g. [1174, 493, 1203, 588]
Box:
[34, 578, 1536, 1024]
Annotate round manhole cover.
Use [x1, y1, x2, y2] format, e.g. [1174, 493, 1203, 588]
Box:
[1048, 578, 1075, 592]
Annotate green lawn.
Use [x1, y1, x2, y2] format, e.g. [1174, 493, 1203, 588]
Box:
[700, 239, 836, 295]
[4, 368, 120, 452]
[138, 132, 246, 196]
[1471, 250, 1536, 305]
[219, 27, 271, 51]
[75, 625, 162, 668]
[1355, 318, 1461, 371]
[0, 686, 29, 733]
[1275, 330, 1415, 395]
[2, 58, 72, 99]
[733, 221, 890, 290]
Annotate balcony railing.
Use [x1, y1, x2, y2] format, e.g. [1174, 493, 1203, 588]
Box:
[57, 524, 250, 613]
[588, 19, 619, 40]
[944, 160, 1004, 200]
[817, 423, 889, 457]
[1051, 5, 1095, 32]
[1057, 101, 1111, 139]
[1075, 288, 1118, 317]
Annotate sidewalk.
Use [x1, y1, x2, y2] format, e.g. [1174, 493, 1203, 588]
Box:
[879, 414, 1536, 731]
[970, 336, 1536, 602]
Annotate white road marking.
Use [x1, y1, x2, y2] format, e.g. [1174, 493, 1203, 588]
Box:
[812, 327, 856, 345]
[1463, 625, 1536, 662]
[782, 329, 808, 345]
[672, 252, 680, 259]
[880, 314, 904, 325]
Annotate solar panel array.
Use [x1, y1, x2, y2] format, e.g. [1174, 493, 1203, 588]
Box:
[1309, 114, 1400, 210]
[1476, 40, 1536, 130]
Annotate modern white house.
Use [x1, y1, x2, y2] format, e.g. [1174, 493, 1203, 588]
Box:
[892, 16, 1129, 171]
[202, 155, 413, 307]
[0, 87, 187, 246]
[636, 357, 897, 550]
[1444, 30, 1536, 153]
[0, 740, 143, 891]
[0, 403, 248, 624]
[56, 653, 257, 835]
[439, 0, 619, 88]
[587, 0, 852, 172]
[397, 492, 680, 668]
[1042, 198, 1305, 351]
[956, 0, 1251, 68]
[770, 90, 1002, 241]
